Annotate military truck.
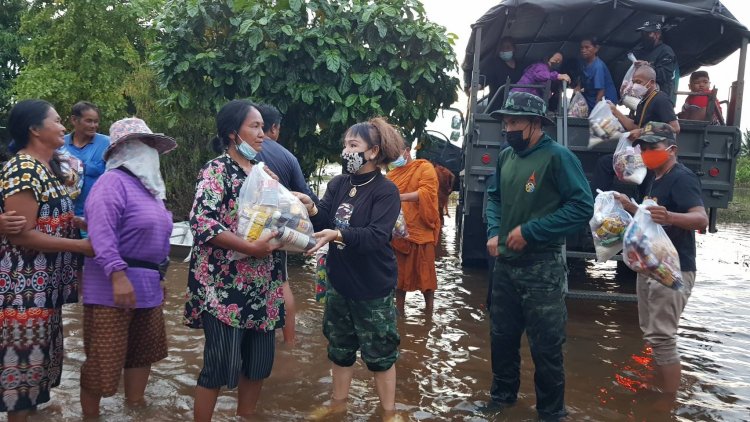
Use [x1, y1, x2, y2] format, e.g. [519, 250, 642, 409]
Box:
[432, 0, 749, 267]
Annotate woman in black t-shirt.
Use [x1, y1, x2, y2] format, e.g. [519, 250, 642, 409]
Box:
[295, 117, 403, 420]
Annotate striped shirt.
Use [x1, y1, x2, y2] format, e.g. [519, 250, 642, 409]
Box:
[83, 169, 173, 308]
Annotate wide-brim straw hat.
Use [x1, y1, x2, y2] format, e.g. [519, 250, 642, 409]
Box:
[105, 117, 177, 160]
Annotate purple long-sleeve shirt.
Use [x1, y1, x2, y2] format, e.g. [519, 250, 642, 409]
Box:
[511, 62, 559, 97]
[83, 169, 173, 308]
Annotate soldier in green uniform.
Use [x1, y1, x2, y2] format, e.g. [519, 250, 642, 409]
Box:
[485, 92, 594, 421]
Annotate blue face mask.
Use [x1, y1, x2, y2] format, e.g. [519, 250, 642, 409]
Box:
[391, 155, 407, 168]
[234, 133, 258, 162]
[499, 51, 513, 61]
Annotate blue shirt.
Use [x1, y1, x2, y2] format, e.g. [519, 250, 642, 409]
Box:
[256, 138, 320, 203]
[580, 57, 619, 110]
[63, 132, 110, 216]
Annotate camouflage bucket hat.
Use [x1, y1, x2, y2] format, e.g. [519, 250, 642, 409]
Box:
[635, 121, 676, 146]
[490, 92, 554, 125]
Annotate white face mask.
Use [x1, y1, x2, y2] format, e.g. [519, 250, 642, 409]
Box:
[106, 140, 166, 199]
[499, 51, 514, 62]
[631, 83, 649, 99]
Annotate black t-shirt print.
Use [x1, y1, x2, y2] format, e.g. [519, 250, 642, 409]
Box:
[638, 162, 704, 272]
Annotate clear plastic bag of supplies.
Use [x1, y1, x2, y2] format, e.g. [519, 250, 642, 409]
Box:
[612, 132, 647, 184]
[623, 199, 683, 289]
[233, 162, 315, 258]
[589, 190, 633, 262]
[56, 147, 84, 200]
[620, 53, 641, 110]
[392, 209, 409, 238]
[568, 91, 589, 118]
[588, 99, 625, 148]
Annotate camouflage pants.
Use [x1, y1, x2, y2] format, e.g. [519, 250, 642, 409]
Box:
[490, 253, 568, 420]
[323, 288, 400, 372]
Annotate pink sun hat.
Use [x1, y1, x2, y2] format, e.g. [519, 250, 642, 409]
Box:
[105, 117, 177, 160]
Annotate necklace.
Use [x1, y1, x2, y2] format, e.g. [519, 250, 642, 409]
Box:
[348, 174, 377, 197]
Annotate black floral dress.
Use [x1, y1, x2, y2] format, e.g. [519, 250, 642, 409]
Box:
[0, 154, 80, 412]
[184, 154, 284, 331]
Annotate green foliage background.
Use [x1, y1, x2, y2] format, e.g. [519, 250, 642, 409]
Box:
[1, 0, 459, 218]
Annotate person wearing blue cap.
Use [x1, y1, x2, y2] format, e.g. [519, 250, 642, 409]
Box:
[484, 91, 594, 421]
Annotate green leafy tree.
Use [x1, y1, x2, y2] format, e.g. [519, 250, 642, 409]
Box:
[13, 0, 162, 127]
[151, 0, 459, 175]
[0, 0, 26, 132]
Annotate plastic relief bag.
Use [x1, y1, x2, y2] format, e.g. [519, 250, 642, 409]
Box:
[620, 53, 640, 110]
[57, 146, 84, 200]
[568, 92, 589, 118]
[392, 209, 409, 238]
[233, 162, 315, 258]
[589, 190, 633, 262]
[612, 132, 647, 184]
[623, 199, 683, 289]
[588, 99, 625, 148]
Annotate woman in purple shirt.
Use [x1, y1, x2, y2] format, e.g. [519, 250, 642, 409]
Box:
[512, 52, 572, 98]
[78, 117, 176, 418]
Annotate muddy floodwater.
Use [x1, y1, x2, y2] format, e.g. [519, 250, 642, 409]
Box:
[28, 206, 750, 421]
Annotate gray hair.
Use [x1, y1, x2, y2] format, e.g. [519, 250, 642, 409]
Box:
[634, 64, 657, 82]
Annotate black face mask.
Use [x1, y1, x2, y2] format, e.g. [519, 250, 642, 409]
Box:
[505, 130, 527, 153]
[549, 62, 561, 71]
[641, 35, 656, 49]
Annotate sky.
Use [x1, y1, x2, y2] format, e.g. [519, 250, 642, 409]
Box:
[420, 0, 750, 131]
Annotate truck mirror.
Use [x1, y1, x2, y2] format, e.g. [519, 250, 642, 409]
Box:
[451, 115, 461, 130]
[450, 130, 460, 142]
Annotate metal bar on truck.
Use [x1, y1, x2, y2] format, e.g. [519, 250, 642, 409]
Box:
[734, 37, 747, 126]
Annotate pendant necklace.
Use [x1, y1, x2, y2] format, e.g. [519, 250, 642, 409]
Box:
[349, 174, 377, 197]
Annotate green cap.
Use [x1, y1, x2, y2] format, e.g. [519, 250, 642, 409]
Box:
[490, 91, 553, 124]
[635, 121, 676, 146]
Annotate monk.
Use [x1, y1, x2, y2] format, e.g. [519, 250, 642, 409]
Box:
[387, 142, 441, 315]
[434, 164, 455, 224]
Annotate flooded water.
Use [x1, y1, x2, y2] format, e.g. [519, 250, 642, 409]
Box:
[30, 208, 750, 421]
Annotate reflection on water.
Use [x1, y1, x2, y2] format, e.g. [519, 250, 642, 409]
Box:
[29, 214, 750, 421]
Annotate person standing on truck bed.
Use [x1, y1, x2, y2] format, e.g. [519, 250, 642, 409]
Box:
[614, 122, 707, 407]
[632, 20, 678, 103]
[591, 64, 680, 192]
[576, 37, 619, 111]
[464, 36, 525, 112]
[485, 92, 594, 421]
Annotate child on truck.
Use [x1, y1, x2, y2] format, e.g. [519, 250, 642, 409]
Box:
[678, 71, 724, 124]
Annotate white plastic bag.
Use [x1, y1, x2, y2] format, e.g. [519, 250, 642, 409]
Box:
[568, 92, 589, 118]
[612, 133, 647, 184]
[619, 52, 639, 110]
[589, 190, 633, 262]
[57, 146, 84, 199]
[623, 199, 683, 289]
[233, 162, 315, 257]
[588, 99, 625, 148]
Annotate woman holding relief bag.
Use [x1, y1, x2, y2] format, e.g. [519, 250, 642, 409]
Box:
[183, 99, 283, 421]
[294, 117, 404, 421]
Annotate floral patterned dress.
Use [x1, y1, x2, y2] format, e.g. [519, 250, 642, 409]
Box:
[0, 154, 80, 412]
[184, 154, 284, 331]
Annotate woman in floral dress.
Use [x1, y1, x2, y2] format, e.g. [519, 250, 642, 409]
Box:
[184, 99, 282, 421]
[0, 99, 93, 422]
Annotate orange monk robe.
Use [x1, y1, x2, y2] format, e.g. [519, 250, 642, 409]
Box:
[386, 159, 441, 292]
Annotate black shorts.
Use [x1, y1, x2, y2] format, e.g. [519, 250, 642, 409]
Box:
[197, 312, 276, 388]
